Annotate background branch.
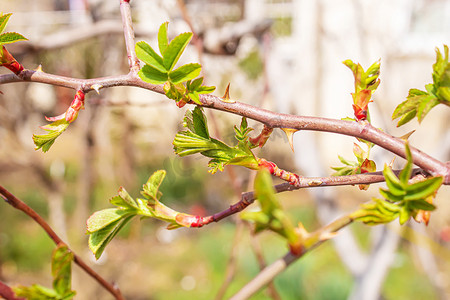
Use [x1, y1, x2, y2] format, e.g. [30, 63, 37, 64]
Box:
[0, 185, 124, 300]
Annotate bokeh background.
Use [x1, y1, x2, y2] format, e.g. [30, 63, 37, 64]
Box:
[1, 0, 449, 299]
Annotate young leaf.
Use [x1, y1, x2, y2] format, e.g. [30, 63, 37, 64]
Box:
[86, 208, 133, 233]
[52, 244, 74, 297]
[141, 169, 166, 201]
[404, 176, 443, 201]
[158, 22, 169, 54]
[0, 13, 12, 34]
[0, 32, 27, 45]
[33, 119, 70, 152]
[13, 284, 60, 299]
[138, 64, 168, 84]
[135, 41, 166, 72]
[184, 106, 209, 139]
[89, 216, 134, 260]
[393, 45, 450, 126]
[162, 32, 193, 71]
[169, 63, 201, 84]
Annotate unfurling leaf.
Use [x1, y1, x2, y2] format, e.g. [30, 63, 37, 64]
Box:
[354, 143, 442, 226]
[87, 170, 210, 259]
[393, 45, 449, 126]
[13, 244, 76, 299]
[33, 119, 70, 152]
[52, 244, 75, 297]
[344, 59, 380, 121]
[241, 170, 303, 254]
[173, 107, 258, 173]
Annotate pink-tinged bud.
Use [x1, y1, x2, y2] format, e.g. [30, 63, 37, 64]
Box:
[65, 90, 85, 123]
[176, 100, 187, 108]
[0, 46, 24, 75]
[258, 159, 276, 174]
[175, 213, 205, 228]
[289, 243, 304, 256]
[45, 112, 66, 122]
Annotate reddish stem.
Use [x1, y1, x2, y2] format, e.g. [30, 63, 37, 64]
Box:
[0, 46, 24, 75]
[120, 0, 139, 72]
[249, 125, 274, 147]
[0, 185, 124, 300]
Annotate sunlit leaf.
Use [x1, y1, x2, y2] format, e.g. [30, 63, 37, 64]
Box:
[52, 244, 74, 297]
[163, 32, 193, 71]
[33, 119, 70, 153]
[169, 63, 201, 84]
[158, 22, 169, 54]
[138, 64, 168, 84]
[0, 32, 27, 45]
[135, 41, 166, 72]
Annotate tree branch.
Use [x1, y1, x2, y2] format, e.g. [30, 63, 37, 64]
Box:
[0, 185, 124, 300]
[230, 213, 355, 300]
[1, 69, 447, 182]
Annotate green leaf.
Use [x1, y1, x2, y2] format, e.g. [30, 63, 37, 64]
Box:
[383, 165, 406, 195]
[158, 22, 169, 54]
[409, 200, 436, 211]
[0, 32, 27, 45]
[398, 205, 410, 224]
[0, 13, 12, 35]
[111, 187, 138, 209]
[399, 143, 413, 185]
[33, 119, 70, 153]
[13, 284, 60, 299]
[141, 170, 166, 201]
[404, 176, 443, 201]
[190, 106, 209, 139]
[197, 85, 216, 93]
[188, 77, 203, 91]
[169, 63, 201, 84]
[188, 91, 201, 104]
[135, 41, 166, 72]
[86, 208, 133, 233]
[163, 32, 193, 71]
[88, 215, 134, 259]
[138, 64, 168, 84]
[417, 96, 440, 122]
[52, 244, 74, 297]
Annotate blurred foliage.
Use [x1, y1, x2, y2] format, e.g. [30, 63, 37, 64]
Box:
[238, 48, 264, 81]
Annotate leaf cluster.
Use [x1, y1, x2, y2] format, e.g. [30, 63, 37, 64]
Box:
[173, 107, 258, 173]
[136, 22, 214, 105]
[87, 170, 197, 259]
[241, 170, 303, 254]
[343, 59, 380, 121]
[353, 143, 442, 225]
[392, 45, 450, 126]
[13, 244, 76, 300]
[0, 13, 27, 47]
[332, 143, 376, 177]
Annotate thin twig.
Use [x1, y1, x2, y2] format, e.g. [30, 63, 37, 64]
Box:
[0, 185, 125, 300]
[201, 168, 424, 226]
[120, 0, 140, 72]
[230, 214, 355, 300]
[248, 227, 282, 300]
